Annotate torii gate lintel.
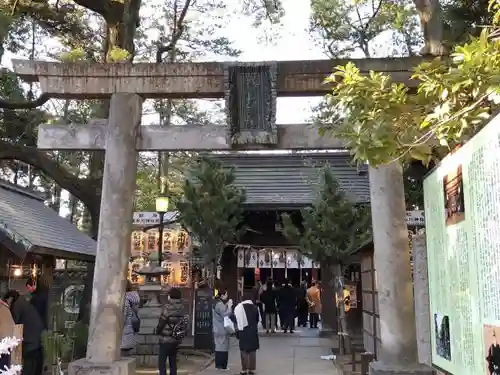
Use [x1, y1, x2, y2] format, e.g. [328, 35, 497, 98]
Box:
[11, 56, 421, 99]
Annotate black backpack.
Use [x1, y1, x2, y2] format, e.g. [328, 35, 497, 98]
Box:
[129, 300, 141, 333]
[170, 315, 188, 341]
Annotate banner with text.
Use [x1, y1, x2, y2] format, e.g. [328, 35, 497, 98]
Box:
[424, 114, 500, 375]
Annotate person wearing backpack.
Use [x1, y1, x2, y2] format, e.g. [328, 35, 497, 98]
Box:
[156, 288, 187, 375]
[121, 281, 141, 356]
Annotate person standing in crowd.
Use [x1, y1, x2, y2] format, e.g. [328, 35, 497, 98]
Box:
[487, 331, 500, 375]
[212, 290, 233, 371]
[0, 296, 15, 370]
[259, 280, 277, 334]
[273, 281, 283, 330]
[296, 281, 308, 328]
[3, 290, 44, 375]
[253, 281, 265, 329]
[121, 281, 141, 356]
[306, 281, 322, 329]
[26, 277, 49, 330]
[278, 279, 296, 333]
[156, 288, 187, 375]
[234, 292, 259, 375]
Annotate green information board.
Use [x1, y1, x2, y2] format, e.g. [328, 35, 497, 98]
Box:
[424, 114, 500, 375]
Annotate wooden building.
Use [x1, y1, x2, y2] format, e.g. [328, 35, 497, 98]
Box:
[130, 211, 193, 287]
[353, 214, 424, 360]
[0, 180, 96, 326]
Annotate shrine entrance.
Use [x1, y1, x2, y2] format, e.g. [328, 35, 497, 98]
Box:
[237, 247, 320, 288]
[10, 56, 417, 369]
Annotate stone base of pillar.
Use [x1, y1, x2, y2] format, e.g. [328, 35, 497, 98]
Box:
[369, 361, 434, 375]
[69, 358, 136, 375]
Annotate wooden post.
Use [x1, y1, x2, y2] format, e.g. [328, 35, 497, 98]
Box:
[361, 352, 374, 375]
[371, 253, 378, 359]
[11, 324, 23, 365]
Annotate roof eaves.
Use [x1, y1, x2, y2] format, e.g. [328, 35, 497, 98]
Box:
[0, 179, 46, 201]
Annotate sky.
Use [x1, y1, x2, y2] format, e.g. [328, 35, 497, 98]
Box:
[1, 0, 331, 214]
[2, 0, 326, 125]
[225, 0, 327, 124]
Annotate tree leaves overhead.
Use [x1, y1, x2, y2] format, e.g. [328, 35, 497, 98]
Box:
[282, 166, 371, 266]
[322, 6, 500, 167]
[241, 0, 284, 27]
[442, 0, 492, 45]
[178, 157, 246, 264]
[310, 0, 421, 58]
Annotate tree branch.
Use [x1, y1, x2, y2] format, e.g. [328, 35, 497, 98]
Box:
[0, 93, 50, 109]
[0, 140, 99, 216]
[156, 0, 192, 63]
[71, 0, 109, 18]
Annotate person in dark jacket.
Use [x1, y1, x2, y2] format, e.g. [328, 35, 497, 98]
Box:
[296, 281, 308, 327]
[234, 291, 259, 375]
[3, 290, 44, 375]
[26, 278, 49, 330]
[487, 331, 500, 375]
[273, 282, 283, 329]
[278, 280, 297, 333]
[155, 288, 187, 375]
[259, 281, 277, 334]
[252, 281, 265, 329]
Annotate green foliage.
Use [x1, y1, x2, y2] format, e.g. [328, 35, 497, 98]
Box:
[241, 0, 285, 27]
[42, 331, 74, 363]
[59, 47, 86, 62]
[106, 47, 130, 62]
[282, 167, 371, 266]
[442, 0, 492, 44]
[135, 165, 158, 212]
[178, 157, 246, 264]
[134, 152, 196, 211]
[43, 303, 89, 364]
[322, 5, 500, 166]
[310, 0, 421, 57]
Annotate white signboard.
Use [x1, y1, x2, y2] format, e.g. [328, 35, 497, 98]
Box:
[406, 210, 425, 226]
[132, 211, 179, 225]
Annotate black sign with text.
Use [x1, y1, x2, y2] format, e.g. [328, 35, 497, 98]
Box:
[193, 288, 213, 351]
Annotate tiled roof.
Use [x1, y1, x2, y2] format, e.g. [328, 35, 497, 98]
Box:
[210, 151, 370, 206]
[0, 180, 96, 260]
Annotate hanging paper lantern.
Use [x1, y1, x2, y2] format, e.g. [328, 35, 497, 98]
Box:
[255, 268, 260, 281]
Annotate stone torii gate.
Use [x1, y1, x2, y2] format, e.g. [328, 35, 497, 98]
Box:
[11, 57, 422, 375]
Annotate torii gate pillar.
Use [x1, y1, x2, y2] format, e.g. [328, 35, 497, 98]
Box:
[70, 93, 142, 374]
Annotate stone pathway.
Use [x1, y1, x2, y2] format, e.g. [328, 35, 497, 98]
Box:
[199, 327, 342, 375]
[137, 349, 213, 375]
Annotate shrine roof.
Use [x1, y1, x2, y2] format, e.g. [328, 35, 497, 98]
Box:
[210, 151, 370, 207]
[0, 180, 96, 261]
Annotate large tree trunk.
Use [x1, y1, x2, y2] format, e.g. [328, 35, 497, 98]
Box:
[320, 265, 337, 334]
[50, 182, 62, 212]
[413, 0, 448, 56]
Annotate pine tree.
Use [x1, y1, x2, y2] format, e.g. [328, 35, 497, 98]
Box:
[282, 166, 371, 352]
[178, 157, 246, 281]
